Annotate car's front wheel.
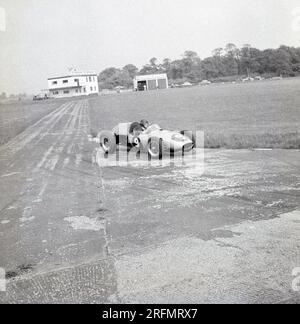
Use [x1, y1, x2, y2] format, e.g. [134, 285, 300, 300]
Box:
[98, 131, 117, 154]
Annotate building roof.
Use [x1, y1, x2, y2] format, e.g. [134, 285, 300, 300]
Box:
[48, 74, 97, 81]
[134, 73, 168, 81]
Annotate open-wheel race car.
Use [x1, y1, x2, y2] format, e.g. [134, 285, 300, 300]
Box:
[96, 121, 195, 160]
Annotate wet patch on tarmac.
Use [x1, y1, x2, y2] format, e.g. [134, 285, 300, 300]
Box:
[6, 264, 35, 280]
[94, 149, 300, 266]
[96, 207, 109, 214]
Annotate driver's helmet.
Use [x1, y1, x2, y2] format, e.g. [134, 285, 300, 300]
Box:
[130, 123, 143, 136]
[140, 119, 150, 131]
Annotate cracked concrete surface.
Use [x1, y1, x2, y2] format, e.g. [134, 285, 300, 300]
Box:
[0, 99, 299, 303]
[115, 210, 300, 304]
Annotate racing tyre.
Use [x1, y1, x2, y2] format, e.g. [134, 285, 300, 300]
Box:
[98, 131, 117, 154]
[147, 138, 163, 160]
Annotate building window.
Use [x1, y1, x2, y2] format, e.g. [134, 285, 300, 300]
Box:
[89, 76, 92, 82]
[83, 87, 86, 93]
[86, 77, 88, 82]
[52, 81, 57, 85]
[63, 80, 68, 84]
[63, 90, 70, 94]
[52, 91, 59, 95]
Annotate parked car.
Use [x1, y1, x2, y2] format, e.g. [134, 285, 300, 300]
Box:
[199, 80, 211, 85]
[242, 77, 255, 83]
[33, 94, 50, 101]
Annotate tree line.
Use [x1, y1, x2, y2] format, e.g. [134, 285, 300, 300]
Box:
[98, 44, 300, 89]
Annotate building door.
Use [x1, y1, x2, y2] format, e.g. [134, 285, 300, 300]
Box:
[147, 79, 157, 90]
[158, 78, 167, 89]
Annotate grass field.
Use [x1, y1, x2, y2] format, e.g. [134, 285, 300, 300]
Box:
[0, 78, 299, 149]
[89, 78, 300, 149]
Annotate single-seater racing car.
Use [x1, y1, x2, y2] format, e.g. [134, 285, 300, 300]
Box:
[96, 120, 195, 160]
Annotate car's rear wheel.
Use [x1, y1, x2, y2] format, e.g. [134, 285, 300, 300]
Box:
[148, 138, 163, 160]
[98, 131, 117, 154]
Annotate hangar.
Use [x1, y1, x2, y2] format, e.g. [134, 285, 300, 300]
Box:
[134, 73, 169, 91]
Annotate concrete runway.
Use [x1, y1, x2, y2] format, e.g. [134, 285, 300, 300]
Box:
[0, 99, 299, 303]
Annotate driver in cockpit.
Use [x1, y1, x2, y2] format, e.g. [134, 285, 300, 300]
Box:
[140, 119, 150, 132]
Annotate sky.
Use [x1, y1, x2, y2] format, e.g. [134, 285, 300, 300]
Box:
[0, 0, 300, 94]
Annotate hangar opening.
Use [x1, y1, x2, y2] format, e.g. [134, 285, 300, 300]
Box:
[137, 80, 147, 91]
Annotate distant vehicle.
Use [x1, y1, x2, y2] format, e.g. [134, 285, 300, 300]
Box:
[242, 77, 254, 83]
[114, 86, 126, 93]
[95, 122, 195, 160]
[199, 80, 211, 86]
[254, 76, 263, 81]
[33, 94, 50, 101]
[269, 76, 283, 81]
[181, 82, 193, 87]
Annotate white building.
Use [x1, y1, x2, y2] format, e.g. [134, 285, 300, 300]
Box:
[48, 72, 99, 98]
[134, 73, 168, 91]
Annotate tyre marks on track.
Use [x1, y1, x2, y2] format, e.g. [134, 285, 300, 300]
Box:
[0, 100, 88, 223]
[24, 100, 93, 225]
[0, 99, 108, 274]
[0, 101, 74, 159]
[33, 102, 80, 172]
[25, 101, 86, 208]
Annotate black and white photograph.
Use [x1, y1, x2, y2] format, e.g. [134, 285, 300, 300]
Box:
[0, 0, 299, 306]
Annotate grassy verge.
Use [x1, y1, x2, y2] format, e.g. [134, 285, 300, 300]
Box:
[205, 132, 300, 149]
[88, 78, 300, 150]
